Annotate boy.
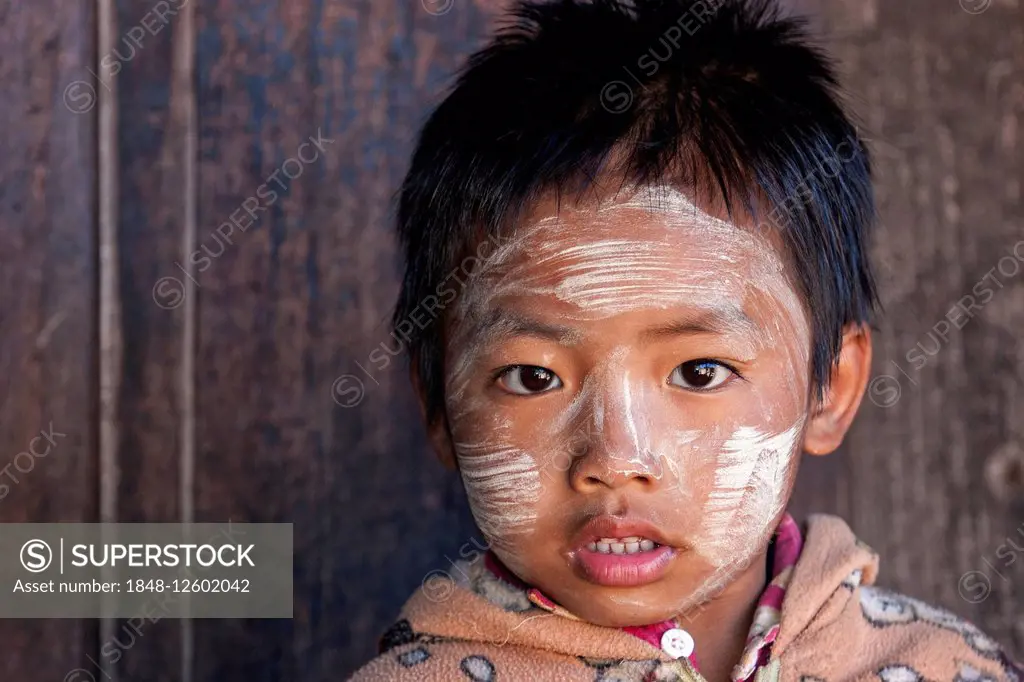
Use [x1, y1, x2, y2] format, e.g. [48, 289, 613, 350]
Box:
[349, 0, 1023, 680]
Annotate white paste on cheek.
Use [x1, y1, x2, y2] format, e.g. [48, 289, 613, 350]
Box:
[660, 427, 710, 501]
[453, 436, 542, 552]
[623, 420, 805, 615]
[700, 421, 804, 561]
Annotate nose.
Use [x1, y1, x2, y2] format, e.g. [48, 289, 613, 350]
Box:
[569, 448, 663, 492]
[567, 378, 664, 493]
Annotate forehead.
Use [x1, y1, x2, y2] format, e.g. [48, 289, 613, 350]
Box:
[454, 185, 809, 338]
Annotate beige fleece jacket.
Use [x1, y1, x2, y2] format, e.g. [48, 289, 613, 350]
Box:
[348, 515, 1022, 682]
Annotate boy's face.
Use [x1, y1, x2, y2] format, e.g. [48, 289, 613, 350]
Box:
[435, 185, 814, 627]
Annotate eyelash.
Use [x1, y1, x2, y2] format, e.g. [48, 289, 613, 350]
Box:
[492, 365, 563, 396]
[492, 360, 744, 395]
[669, 359, 743, 392]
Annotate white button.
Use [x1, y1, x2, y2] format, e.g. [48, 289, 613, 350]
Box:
[660, 627, 695, 659]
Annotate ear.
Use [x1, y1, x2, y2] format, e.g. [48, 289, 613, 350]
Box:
[803, 324, 873, 456]
[410, 358, 459, 471]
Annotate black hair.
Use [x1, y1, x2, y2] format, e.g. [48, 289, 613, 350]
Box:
[393, 0, 879, 426]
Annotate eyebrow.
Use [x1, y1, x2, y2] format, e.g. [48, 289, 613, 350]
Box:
[478, 305, 760, 347]
[638, 306, 761, 343]
[480, 308, 584, 345]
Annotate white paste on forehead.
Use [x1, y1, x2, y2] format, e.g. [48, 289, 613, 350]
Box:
[533, 239, 744, 317]
[450, 184, 776, 324]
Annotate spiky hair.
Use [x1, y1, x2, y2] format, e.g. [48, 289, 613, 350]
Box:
[393, 0, 878, 425]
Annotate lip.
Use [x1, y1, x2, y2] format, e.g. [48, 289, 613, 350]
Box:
[570, 515, 677, 587]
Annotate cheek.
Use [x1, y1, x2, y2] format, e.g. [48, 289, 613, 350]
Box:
[697, 419, 804, 566]
[457, 441, 542, 551]
[446, 394, 544, 552]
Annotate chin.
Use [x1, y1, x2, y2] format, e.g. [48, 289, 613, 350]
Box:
[563, 596, 673, 628]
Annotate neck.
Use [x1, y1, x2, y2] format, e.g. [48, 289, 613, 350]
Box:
[676, 552, 769, 682]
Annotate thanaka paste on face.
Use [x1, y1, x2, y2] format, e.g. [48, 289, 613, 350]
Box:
[442, 183, 812, 617]
[453, 437, 541, 555]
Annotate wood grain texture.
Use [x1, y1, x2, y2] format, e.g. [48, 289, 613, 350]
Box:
[0, 0, 99, 679]
[188, 2, 493, 678]
[789, 0, 1024, 656]
[0, 0, 1020, 679]
[108, 0, 195, 679]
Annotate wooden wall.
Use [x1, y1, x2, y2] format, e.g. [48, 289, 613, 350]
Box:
[0, 1, 98, 679]
[0, 0, 1020, 680]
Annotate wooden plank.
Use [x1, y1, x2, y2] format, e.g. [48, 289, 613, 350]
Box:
[791, 0, 1024, 657]
[104, 0, 198, 679]
[0, 1, 99, 679]
[189, 1, 496, 679]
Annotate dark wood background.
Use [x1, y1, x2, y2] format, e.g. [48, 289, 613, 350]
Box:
[0, 0, 1021, 680]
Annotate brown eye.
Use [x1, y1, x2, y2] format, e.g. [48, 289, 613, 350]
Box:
[498, 365, 562, 395]
[669, 360, 733, 391]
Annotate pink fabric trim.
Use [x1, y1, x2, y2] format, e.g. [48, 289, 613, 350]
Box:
[622, 620, 700, 670]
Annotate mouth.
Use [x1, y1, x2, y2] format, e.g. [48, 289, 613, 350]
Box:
[570, 515, 677, 587]
[586, 536, 661, 554]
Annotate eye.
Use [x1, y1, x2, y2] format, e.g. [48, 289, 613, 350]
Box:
[497, 365, 563, 395]
[669, 360, 735, 391]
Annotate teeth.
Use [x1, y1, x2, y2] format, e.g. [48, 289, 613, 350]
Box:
[588, 536, 661, 554]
